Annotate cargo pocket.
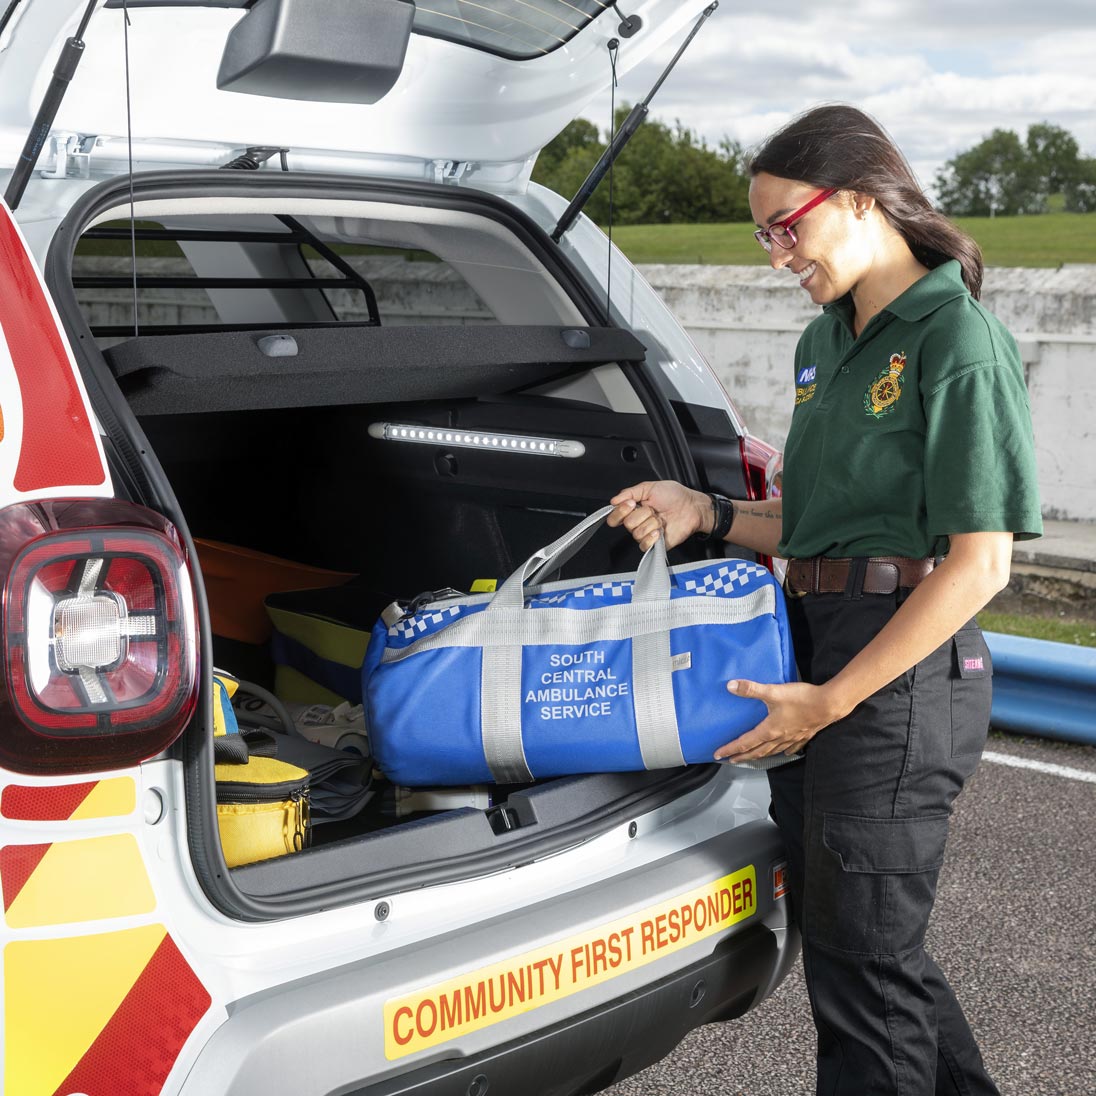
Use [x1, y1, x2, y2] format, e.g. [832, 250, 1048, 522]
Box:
[809, 813, 950, 954]
[951, 630, 992, 757]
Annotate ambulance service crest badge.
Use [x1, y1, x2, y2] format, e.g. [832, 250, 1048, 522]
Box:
[864, 351, 906, 418]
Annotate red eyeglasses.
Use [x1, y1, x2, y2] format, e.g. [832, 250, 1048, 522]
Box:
[754, 187, 838, 252]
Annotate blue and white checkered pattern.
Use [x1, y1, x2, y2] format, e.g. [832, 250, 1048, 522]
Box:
[387, 563, 768, 642]
[679, 561, 767, 597]
[529, 580, 630, 608]
[388, 603, 464, 641]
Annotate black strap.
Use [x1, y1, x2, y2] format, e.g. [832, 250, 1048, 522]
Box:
[695, 493, 735, 542]
[844, 557, 869, 600]
[213, 729, 278, 766]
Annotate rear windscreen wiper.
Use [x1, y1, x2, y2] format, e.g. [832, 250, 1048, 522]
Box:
[4, 0, 99, 211]
[550, 2, 718, 244]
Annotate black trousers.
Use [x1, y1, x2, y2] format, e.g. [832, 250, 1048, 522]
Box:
[768, 590, 1000, 1096]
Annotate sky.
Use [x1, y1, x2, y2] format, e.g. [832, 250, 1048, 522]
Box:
[578, 0, 1096, 198]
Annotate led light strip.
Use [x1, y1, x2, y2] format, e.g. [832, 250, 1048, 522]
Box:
[368, 423, 585, 459]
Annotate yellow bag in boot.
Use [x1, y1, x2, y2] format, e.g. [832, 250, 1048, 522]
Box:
[212, 673, 311, 867]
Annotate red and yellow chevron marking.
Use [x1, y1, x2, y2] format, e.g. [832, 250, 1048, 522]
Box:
[2, 777, 137, 821]
[1, 833, 155, 928]
[5, 924, 212, 1096]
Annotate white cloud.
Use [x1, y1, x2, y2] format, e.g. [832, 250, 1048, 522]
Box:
[577, 2, 1096, 198]
[1000, 28, 1096, 75]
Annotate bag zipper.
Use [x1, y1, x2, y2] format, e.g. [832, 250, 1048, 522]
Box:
[217, 786, 311, 851]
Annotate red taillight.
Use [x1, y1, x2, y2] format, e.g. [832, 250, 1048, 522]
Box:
[739, 435, 783, 574]
[739, 435, 780, 502]
[0, 502, 198, 776]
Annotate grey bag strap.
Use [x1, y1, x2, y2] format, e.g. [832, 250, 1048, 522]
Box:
[481, 507, 682, 783]
[492, 505, 669, 612]
[525, 506, 611, 589]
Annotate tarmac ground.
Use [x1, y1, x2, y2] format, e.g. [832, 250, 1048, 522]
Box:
[606, 732, 1096, 1096]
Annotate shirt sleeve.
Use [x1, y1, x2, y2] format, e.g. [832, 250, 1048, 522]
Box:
[922, 351, 1043, 543]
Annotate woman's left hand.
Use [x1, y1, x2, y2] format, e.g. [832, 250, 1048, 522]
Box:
[714, 679, 843, 762]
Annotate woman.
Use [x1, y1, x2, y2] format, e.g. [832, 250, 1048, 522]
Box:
[608, 104, 1041, 1096]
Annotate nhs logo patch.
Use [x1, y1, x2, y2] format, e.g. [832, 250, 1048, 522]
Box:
[797, 366, 817, 385]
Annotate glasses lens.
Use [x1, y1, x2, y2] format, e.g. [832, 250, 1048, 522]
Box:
[754, 229, 772, 252]
[771, 224, 796, 249]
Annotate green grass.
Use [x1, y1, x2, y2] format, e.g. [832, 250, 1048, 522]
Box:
[605, 223, 769, 266]
[606, 211, 1096, 267]
[953, 211, 1096, 268]
[979, 611, 1096, 647]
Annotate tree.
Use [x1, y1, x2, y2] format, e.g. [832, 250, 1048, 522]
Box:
[935, 128, 1044, 217]
[1064, 157, 1096, 213]
[533, 117, 600, 181]
[935, 122, 1096, 216]
[531, 108, 751, 225]
[1025, 122, 1081, 195]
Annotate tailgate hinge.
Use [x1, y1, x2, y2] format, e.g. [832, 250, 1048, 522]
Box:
[433, 159, 474, 185]
[40, 132, 100, 180]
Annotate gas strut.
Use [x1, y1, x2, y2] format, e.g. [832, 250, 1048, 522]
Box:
[4, 0, 99, 211]
[550, 2, 718, 244]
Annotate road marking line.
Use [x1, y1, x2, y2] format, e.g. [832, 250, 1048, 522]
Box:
[983, 751, 1096, 784]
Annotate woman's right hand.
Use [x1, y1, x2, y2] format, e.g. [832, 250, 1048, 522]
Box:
[608, 481, 712, 551]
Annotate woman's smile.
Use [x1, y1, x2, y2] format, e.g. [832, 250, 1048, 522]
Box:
[795, 261, 818, 288]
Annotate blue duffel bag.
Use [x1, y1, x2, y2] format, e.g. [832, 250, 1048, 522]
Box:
[363, 506, 796, 786]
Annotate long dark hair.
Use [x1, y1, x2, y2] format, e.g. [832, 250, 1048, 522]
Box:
[749, 104, 983, 299]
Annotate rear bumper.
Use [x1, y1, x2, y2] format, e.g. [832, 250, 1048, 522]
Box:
[351, 922, 791, 1096]
[178, 819, 797, 1096]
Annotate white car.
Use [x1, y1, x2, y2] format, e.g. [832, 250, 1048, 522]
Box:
[0, 2, 795, 1093]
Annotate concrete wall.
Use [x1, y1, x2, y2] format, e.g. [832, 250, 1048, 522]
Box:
[639, 264, 1096, 523]
[75, 258, 1096, 521]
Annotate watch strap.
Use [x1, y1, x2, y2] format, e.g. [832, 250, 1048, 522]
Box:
[696, 493, 735, 542]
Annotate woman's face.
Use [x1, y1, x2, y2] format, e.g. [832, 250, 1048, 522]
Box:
[748, 172, 872, 305]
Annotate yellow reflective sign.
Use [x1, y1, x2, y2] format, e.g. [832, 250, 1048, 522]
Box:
[385, 865, 756, 1059]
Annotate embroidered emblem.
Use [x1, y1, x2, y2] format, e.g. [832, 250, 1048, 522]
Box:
[864, 352, 906, 417]
[796, 366, 817, 385]
[963, 657, 984, 672]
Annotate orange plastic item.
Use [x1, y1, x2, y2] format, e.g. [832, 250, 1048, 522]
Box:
[193, 539, 356, 644]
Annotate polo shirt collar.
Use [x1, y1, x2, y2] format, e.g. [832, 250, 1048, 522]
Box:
[885, 259, 969, 320]
[823, 259, 970, 330]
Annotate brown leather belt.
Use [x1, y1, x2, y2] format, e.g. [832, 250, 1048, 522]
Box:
[784, 556, 937, 597]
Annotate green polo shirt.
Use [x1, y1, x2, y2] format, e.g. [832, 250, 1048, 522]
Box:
[778, 260, 1042, 560]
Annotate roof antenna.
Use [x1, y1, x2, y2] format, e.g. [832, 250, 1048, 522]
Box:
[122, 0, 138, 337]
[611, 4, 642, 37]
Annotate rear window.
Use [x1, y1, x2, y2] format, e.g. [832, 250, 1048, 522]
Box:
[413, 0, 607, 59]
[103, 0, 608, 60]
[300, 245, 495, 326]
[73, 221, 498, 340]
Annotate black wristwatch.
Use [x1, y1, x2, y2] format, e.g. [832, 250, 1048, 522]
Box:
[695, 492, 735, 543]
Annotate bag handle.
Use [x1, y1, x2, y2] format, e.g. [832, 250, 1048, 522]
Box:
[479, 506, 682, 785]
[213, 728, 279, 766]
[490, 505, 670, 612]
